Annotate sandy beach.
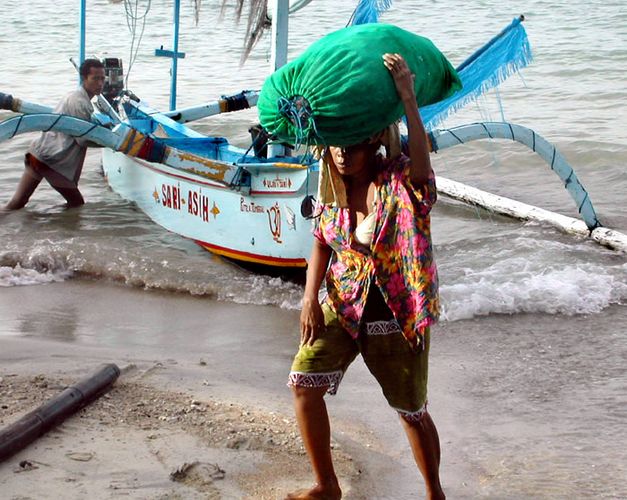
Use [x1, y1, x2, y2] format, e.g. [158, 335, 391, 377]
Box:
[1, 0, 626, 497]
[0, 282, 403, 499]
[1, 280, 625, 499]
[0, 363, 359, 499]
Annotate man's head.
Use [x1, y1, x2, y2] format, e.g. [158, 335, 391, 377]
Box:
[79, 59, 106, 98]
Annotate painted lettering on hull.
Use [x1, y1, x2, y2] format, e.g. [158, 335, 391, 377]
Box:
[267, 202, 282, 243]
[240, 197, 265, 214]
[187, 188, 213, 222]
[262, 176, 293, 189]
[161, 183, 182, 210]
[155, 183, 216, 223]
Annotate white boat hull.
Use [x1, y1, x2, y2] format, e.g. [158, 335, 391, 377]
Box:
[102, 149, 317, 267]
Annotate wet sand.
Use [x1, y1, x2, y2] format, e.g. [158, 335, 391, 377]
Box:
[1, 281, 625, 499]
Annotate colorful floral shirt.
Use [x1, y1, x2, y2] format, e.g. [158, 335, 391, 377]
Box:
[313, 154, 439, 347]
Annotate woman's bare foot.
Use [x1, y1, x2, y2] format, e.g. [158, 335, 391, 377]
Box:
[285, 482, 342, 500]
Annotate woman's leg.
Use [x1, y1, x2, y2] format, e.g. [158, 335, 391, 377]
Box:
[399, 411, 445, 500]
[287, 385, 341, 500]
[360, 319, 444, 499]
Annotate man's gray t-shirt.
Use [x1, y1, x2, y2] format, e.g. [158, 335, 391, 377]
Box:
[28, 86, 94, 182]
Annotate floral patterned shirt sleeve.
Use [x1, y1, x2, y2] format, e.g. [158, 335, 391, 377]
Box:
[313, 154, 439, 347]
[371, 155, 439, 347]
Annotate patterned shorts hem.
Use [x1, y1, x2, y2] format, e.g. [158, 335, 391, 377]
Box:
[364, 319, 402, 336]
[395, 402, 428, 423]
[287, 370, 344, 395]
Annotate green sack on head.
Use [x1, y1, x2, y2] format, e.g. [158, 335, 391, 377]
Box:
[258, 23, 462, 147]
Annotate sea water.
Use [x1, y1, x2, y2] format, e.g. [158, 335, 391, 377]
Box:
[1, 0, 625, 312]
[0, 1, 625, 497]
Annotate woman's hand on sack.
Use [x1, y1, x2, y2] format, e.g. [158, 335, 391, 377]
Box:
[383, 53, 416, 103]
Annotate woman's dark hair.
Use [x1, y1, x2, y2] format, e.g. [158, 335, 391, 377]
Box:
[79, 59, 105, 80]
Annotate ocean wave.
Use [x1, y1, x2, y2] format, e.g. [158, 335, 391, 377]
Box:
[2, 235, 625, 320]
[0, 264, 69, 287]
[440, 261, 626, 321]
[0, 241, 304, 308]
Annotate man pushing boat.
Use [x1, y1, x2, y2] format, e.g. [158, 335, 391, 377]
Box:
[4, 59, 105, 210]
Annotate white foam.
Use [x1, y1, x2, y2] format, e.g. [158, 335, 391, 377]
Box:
[440, 261, 627, 321]
[220, 275, 304, 310]
[0, 264, 69, 287]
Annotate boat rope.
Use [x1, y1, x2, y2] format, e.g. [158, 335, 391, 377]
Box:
[277, 95, 319, 149]
[288, 0, 314, 14]
[236, 127, 267, 164]
[0, 92, 15, 112]
[221, 90, 252, 112]
[123, 0, 152, 89]
[191, 0, 202, 24]
[429, 122, 602, 231]
[9, 115, 23, 139]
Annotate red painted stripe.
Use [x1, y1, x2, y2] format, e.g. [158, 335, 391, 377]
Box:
[193, 239, 307, 267]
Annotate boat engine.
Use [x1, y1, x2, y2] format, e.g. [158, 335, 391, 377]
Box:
[101, 58, 124, 105]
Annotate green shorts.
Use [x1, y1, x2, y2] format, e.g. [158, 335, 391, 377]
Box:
[288, 303, 430, 421]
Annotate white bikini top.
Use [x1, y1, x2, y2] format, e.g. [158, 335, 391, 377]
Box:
[354, 189, 378, 246]
[354, 211, 376, 246]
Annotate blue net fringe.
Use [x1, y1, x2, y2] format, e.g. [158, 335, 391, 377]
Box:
[348, 0, 393, 26]
[421, 17, 533, 130]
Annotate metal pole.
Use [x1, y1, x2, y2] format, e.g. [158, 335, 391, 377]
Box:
[270, 0, 289, 71]
[268, 0, 289, 157]
[170, 0, 181, 111]
[78, 0, 86, 83]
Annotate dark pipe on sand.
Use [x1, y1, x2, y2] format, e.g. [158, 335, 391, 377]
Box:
[0, 363, 121, 462]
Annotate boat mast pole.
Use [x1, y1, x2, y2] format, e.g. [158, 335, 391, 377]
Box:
[268, 0, 289, 157]
[270, 0, 289, 71]
[78, 0, 86, 83]
[170, 0, 181, 111]
[155, 0, 186, 111]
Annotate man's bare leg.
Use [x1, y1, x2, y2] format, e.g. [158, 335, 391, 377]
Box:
[54, 186, 85, 208]
[5, 169, 41, 210]
[400, 411, 445, 500]
[286, 385, 341, 500]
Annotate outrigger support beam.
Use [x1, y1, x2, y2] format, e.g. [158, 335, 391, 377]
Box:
[429, 122, 627, 252]
[163, 90, 260, 124]
[0, 112, 239, 186]
[430, 122, 600, 230]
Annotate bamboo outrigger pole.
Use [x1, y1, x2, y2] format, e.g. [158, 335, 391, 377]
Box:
[0, 364, 120, 463]
[437, 177, 627, 253]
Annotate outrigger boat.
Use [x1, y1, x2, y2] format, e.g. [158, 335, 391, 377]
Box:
[1, 0, 625, 271]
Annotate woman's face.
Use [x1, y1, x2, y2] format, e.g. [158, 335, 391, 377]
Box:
[327, 143, 377, 177]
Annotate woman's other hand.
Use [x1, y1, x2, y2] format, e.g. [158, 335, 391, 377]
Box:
[300, 297, 325, 346]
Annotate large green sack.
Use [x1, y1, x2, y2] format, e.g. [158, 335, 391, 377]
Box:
[258, 23, 462, 147]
